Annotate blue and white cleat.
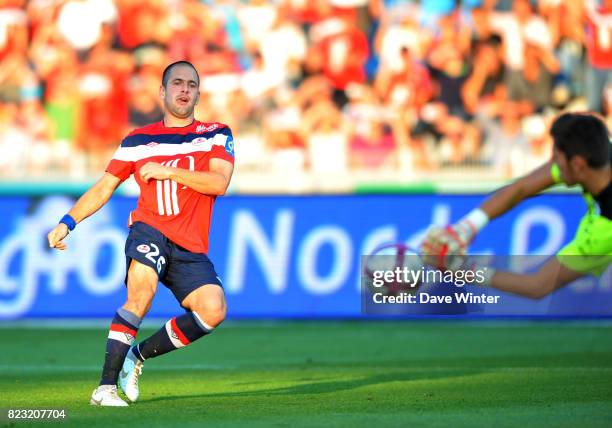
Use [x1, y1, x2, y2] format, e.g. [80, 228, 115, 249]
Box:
[90, 385, 129, 406]
[118, 349, 143, 402]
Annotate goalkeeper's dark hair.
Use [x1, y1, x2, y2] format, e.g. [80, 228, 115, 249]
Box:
[550, 112, 611, 168]
[162, 61, 200, 88]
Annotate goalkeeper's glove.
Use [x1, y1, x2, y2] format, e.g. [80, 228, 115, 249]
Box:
[420, 208, 489, 270]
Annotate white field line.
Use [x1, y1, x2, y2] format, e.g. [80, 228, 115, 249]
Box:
[0, 364, 235, 373]
[0, 319, 295, 329]
[0, 364, 610, 374]
[1, 320, 612, 330]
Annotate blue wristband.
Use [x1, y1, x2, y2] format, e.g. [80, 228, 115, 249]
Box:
[59, 214, 76, 231]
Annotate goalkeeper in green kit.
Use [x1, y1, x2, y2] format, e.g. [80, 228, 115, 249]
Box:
[421, 112, 612, 298]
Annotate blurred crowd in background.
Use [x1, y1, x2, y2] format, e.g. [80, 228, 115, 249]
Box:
[0, 0, 611, 187]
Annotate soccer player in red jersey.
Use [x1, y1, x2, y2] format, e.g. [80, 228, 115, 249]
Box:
[47, 61, 234, 406]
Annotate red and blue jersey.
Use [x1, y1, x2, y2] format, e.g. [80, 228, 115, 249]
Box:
[105, 120, 235, 254]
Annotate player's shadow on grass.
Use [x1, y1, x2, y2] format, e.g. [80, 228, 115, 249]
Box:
[143, 368, 479, 403]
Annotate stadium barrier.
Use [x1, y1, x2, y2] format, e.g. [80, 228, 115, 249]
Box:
[0, 194, 610, 319]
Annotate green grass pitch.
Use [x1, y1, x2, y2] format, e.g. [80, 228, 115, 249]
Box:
[1, 321, 611, 427]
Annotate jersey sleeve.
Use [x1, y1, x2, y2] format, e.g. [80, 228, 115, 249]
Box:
[105, 142, 135, 182]
[557, 214, 612, 276]
[209, 126, 235, 164]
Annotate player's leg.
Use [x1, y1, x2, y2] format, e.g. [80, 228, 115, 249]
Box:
[92, 260, 158, 406]
[488, 257, 584, 299]
[119, 284, 223, 402]
[135, 284, 224, 361]
[120, 248, 223, 401]
[95, 222, 167, 406]
[181, 284, 226, 329]
[100, 259, 157, 384]
[135, 248, 224, 360]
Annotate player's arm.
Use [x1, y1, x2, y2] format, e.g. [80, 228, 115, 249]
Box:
[489, 257, 584, 299]
[47, 172, 122, 250]
[480, 160, 557, 220]
[422, 161, 558, 256]
[140, 158, 234, 196]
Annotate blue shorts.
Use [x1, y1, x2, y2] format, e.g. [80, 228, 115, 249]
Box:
[124, 222, 222, 304]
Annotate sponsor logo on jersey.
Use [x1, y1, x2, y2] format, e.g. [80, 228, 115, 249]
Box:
[137, 244, 150, 253]
[225, 138, 234, 156]
[146, 142, 159, 147]
[196, 123, 219, 133]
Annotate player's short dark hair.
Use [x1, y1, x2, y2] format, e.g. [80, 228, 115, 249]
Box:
[162, 61, 200, 88]
[550, 112, 611, 168]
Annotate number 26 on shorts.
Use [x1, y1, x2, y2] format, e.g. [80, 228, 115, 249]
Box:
[144, 243, 166, 274]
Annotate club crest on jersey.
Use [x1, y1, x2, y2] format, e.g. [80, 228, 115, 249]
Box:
[196, 123, 219, 133]
[137, 244, 150, 253]
[146, 142, 159, 147]
[191, 137, 208, 146]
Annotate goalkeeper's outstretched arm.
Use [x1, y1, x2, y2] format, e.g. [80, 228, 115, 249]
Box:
[479, 160, 557, 221]
[422, 161, 558, 254]
[489, 257, 583, 299]
[47, 173, 122, 250]
[421, 160, 588, 297]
